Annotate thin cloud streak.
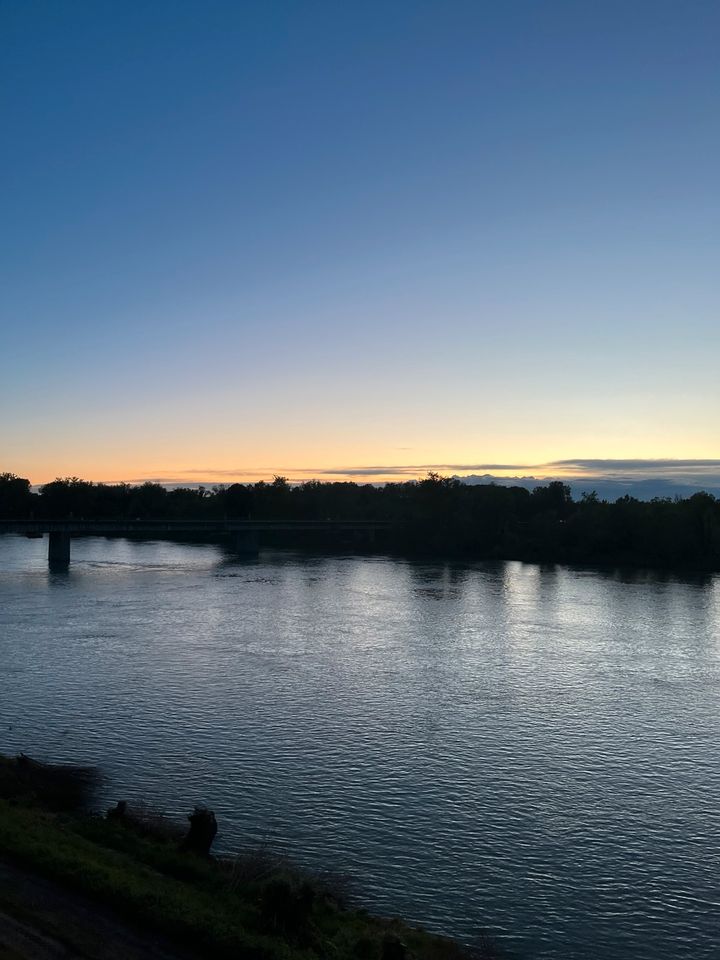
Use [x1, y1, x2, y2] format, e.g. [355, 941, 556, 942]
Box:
[551, 458, 720, 474]
[124, 459, 720, 487]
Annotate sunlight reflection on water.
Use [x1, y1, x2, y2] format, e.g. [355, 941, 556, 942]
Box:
[1, 535, 719, 959]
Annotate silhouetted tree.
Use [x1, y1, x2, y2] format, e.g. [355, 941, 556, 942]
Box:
[0, 473, 32, 517]
[1, 471, 717, 570]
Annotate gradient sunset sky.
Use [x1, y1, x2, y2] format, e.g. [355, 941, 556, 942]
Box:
[2, 1, 718, 485]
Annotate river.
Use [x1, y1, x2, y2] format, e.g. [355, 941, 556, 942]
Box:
[1, 535, 718, 959]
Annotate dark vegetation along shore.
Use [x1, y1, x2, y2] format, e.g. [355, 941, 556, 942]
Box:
[0, 755, 500, 960]
[2, 472, 720, 570]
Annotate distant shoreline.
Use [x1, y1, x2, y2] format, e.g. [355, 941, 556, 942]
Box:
[3, 470, 720, 572]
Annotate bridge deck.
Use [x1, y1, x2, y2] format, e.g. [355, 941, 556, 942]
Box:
[0, 519, 390, 535]
[0, 518, 391, 567]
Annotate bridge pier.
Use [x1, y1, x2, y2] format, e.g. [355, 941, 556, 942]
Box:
[233, 531, 259, 557]
[48, 532, 71, 568]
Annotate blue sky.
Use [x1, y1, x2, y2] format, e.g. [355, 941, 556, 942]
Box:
[2, 0, 718, 483]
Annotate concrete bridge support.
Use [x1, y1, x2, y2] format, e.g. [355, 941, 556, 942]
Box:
[48, 532, 71, 568]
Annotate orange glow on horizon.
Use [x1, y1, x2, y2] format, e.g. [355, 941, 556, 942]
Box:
[12, 455, 718, 488]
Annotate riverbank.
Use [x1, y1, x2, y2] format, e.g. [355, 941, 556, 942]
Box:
[0, 755, 498, 960]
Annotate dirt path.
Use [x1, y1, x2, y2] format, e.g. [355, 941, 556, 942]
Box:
[0, 860, 189, 960]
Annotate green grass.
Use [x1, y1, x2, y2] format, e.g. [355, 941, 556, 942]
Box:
[0, 800, 290, 960]
[0, 756, 500, 960]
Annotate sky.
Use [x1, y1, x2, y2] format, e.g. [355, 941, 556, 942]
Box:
[1, 0, 719, 487]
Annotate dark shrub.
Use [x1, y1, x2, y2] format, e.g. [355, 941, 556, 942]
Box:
[5, 754, 99, 811]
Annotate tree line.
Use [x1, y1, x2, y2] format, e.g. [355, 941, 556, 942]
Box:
[1, 472, 720, 570]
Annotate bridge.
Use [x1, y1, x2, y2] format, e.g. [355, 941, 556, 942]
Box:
[0, 519, 391, 567]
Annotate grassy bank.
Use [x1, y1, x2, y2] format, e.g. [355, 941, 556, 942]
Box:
[0, 755, 498, 960]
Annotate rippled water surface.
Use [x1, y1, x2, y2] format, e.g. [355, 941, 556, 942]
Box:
[1, 536, 719, 958]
